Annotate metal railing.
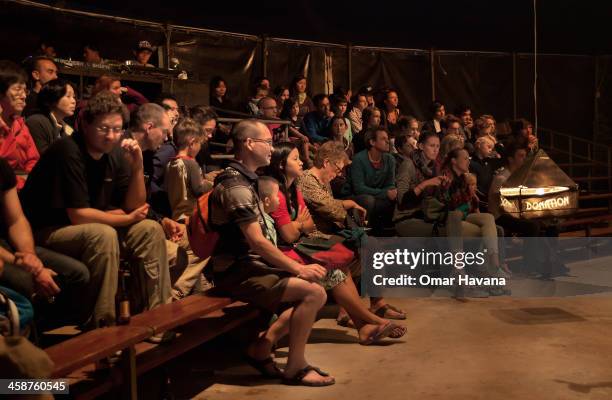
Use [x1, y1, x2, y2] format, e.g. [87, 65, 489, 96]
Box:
[538, 127, 612, 193]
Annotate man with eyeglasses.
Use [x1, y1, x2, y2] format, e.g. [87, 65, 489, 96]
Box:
[21, 91, 171, 329]
[258, 97, 283, 142]
[208, 119, 335, 386]
[0, 60, 40, 190]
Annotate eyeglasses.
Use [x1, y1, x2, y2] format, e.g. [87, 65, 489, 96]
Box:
[96, 126, 124, 135]
[330, 161, 343, 174]
[249, 138, 273, 147]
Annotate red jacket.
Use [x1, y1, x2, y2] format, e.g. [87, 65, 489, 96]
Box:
[0, 116, 40, 189]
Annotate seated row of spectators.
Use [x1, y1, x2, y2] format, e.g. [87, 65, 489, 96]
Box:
[1, 56, 551, 386]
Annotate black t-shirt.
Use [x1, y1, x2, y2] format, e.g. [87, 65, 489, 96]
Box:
[0, 157, 18, 232]
[20, 132, 131, 229]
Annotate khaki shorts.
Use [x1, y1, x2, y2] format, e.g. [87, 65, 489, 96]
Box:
[213, 259, 290, 313]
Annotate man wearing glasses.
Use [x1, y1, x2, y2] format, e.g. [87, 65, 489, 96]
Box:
[0, 60, 40, 190]
[208, 119, 335, 386]
[21, 91, 171, 328]
[258, 97, 283, 142]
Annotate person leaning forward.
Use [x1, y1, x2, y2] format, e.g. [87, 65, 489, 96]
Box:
[20, 91, 171, 327]
[208, 119, 335, 386]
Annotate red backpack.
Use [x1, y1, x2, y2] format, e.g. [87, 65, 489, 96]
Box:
[187, 191, 219, 260]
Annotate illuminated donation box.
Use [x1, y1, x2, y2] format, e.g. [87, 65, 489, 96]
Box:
[500, 149, 578, 219]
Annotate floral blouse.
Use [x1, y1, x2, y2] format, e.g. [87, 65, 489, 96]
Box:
[297, 170, 347, 234]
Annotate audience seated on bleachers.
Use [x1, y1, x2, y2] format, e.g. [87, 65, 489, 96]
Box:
[265, 141, 406, 344]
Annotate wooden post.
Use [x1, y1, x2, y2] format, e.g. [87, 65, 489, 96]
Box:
[430, 48, 436, 101]
[513, 52, 517, 119]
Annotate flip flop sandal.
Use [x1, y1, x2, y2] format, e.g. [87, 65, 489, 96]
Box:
[282, 365, 335, 387]
[243, 355, 283, 379]
[359, 322, 397, 345]
[389, 325, 407, 339]
[372, 304, 407, 320]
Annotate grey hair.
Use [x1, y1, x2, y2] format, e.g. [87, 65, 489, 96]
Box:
[130, 103, 166, 131]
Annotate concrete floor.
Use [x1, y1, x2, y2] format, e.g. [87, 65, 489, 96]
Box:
[157, 295, 612, 400]
[150, 255, 612, 400]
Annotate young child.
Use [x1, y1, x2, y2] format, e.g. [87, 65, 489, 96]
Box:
[464, 173, 480, 214]
[165, 118, 213, 222]
[257, 176, 281, 246]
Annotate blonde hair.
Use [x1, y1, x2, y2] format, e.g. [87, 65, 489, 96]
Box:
[313, 141, 349, 168]
[464, 172, 477, 185]
[475, 134, 496, 147]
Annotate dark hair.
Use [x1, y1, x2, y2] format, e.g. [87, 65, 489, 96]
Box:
[273, 85, 289, 98]
[510, 118, 532, 136]
[189, 105, 218, 126]
[351, 93, 367, 105]
[24, 56, 55, 84]
[83, 42, 100, 53]
[445, 114, 462, 127]
[155, 92, 177, 105]
[397, 115, 418, 131]
[290, 75, 307, 96]
[209, 76, 226, 101]
[266, 141, 300, 217]
[330, 94, 348, 117]
[0, 60, 27, 95]
[173, 117, 204, 148]
[37, 79, 74, 113]
[395, 133, 412, 151]
[232, 119, 263, 155]
[418, 130, 440, 144]
[82, 90, 129, 124]
[312, 93, 328, 108]
[454, 104, 472, 116]
[365, 127, 388, 150]
[329, 115, 347, 137]
[361, 106, 380, 130]
[501, 136, 528, 164]
[279, 98, 298, 120]
[257, 176, 280, 200]
[429, 100, 445, 118]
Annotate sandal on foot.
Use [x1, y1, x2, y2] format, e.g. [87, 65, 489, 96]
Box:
[372, 304, 407, 320]
[336, 315, 356, 328]
[282, 365, 335, 386]
[359, 322, 397, 345]
[389, 325, 407, 339]
[243, 355, 283, 379]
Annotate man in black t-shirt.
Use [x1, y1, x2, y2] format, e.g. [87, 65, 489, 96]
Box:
[21, 91, 171, 327]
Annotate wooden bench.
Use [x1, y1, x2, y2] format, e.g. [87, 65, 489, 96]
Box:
[45, 293, 260, 399]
